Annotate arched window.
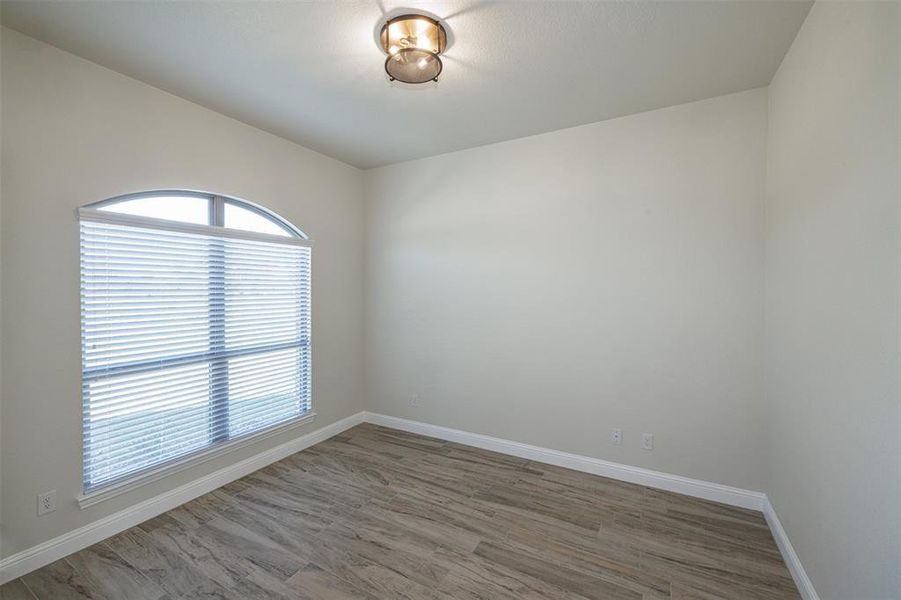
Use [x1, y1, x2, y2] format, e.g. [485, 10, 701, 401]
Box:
[91, 190, 305, 237]
[78, 191, 312, 497]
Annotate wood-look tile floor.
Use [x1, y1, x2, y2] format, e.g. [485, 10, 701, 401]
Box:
[1, 424, 800, 599]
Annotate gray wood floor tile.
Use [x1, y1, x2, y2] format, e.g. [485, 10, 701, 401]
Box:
[432, 546, 596, 600]
[165, 490, 236, 531]
[476, 539, 645, 600]
[193, 515, 303, 580]
[285, 563, 380, 600]
[105, 526, 229, 597]
[501, 526, 667, 597]
[64, 542, 166, 600]
[310, 519, 447, 593]
[21, 559, 109, 600]
[136, 513, 251, 591]
[15, 424, 800, 599]
[0, 579, 36, 600]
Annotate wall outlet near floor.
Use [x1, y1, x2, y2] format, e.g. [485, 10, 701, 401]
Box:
[37, 489, 57, 516]
[408, 394, 420, 407]
[611, 428, 622, 445]
[641, 432, 654, 451]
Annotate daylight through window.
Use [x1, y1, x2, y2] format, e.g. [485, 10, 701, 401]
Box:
[79, 191, 312, 492]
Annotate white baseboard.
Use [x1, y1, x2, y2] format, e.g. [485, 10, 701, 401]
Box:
[364, 412, 818, 599]
[363, 412, 766, 510]
[0, 411, 365, 585]
[763, 498, 820, 600]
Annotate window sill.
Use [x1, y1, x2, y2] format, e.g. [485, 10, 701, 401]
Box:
[77, 411, 316, 509]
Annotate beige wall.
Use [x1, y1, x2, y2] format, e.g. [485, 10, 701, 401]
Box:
[0, 28, 365, 557]
[364, 88, 768, 491]
[764, 2, 901, 598]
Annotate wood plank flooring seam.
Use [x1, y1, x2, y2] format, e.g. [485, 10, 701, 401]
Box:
[2, 424, 800, 600]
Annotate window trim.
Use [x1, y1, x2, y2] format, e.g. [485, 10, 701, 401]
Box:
[76, 208, 312, 248]
[77, 191, 314, 506]
[88, 189, 309, 239]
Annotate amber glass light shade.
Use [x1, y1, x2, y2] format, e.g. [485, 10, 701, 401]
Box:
[380, 15, 447, 84]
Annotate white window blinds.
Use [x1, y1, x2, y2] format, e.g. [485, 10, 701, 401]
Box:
[79, 209, 311, 492]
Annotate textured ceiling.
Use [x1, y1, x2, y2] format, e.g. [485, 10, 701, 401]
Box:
[1, 1, 811, 169]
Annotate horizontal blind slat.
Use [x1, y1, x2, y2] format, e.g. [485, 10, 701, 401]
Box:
[84, 353, 308, 418]
[85, 389, 306, 456]
[80, 218, 312, 492]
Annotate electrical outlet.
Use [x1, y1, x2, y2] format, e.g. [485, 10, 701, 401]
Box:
[641, 432, 654, 451]
[611, 429, 622, 446]
[37, 490, 57, 516]
[408, 394, 420, 407]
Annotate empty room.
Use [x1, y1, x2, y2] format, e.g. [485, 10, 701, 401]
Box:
[0, 1, 898, 598]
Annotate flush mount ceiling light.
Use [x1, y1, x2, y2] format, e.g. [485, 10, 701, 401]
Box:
[380, 14, 447, 84]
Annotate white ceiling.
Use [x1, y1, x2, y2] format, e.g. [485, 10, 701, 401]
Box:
[1, 1, 811, 169]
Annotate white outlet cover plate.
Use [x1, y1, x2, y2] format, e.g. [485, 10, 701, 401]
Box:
[37, 490, 57, 516]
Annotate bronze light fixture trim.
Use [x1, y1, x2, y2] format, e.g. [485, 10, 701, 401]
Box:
[380, 14, 447, 84]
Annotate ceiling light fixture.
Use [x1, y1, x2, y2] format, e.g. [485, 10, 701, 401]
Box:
[380, 14, 447, 84]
